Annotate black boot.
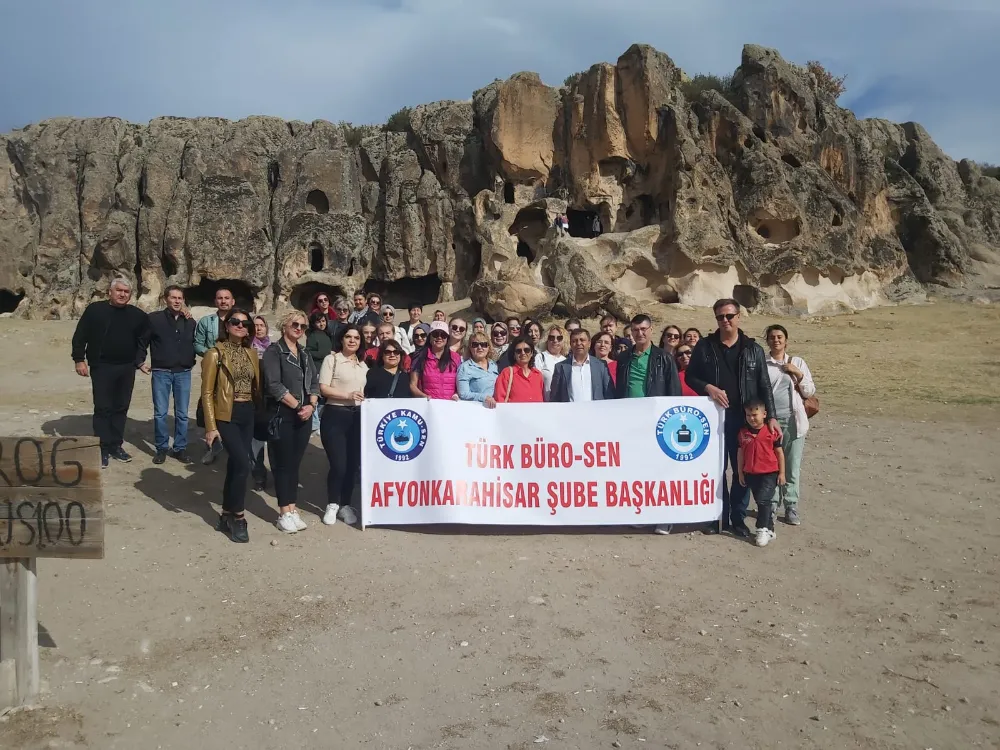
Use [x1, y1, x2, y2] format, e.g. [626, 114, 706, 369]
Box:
[230, 516, 249, 543]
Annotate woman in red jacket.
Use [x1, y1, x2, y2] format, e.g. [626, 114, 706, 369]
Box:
[675, 345, 698, 396]
[494, 335, 544, 403]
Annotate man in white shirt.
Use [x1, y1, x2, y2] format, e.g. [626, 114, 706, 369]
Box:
[548, 329, 614, 402]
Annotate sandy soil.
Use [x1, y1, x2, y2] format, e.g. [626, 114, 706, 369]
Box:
[0, 300, 998, 749]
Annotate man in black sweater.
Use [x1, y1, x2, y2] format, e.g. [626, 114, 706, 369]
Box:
[71, 277, 149, 467]
[137, 285, 196, 464]
[685, 298, 781, 537]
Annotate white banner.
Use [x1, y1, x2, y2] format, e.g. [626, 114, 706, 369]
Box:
[359, 397, 725, 527]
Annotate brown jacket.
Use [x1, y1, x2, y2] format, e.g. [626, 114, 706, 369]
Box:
[201, 344, 262, 431]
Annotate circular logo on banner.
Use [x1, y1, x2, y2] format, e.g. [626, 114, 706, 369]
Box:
[376, 410, 428, 461]
[655, 406, 711, 461]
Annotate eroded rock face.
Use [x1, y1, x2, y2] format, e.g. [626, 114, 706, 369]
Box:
[2, 43, 998, 318]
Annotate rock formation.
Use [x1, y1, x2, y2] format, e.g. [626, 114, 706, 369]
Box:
[2, 43, 998, 319]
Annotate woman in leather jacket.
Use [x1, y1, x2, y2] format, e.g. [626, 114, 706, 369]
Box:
[201, 308, 262, 543]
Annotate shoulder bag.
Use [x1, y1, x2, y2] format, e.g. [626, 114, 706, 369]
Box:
[793, 357, 819, 418]
[501, 366, 514, 402]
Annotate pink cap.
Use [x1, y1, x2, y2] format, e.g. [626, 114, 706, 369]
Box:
[429, 321, 449, 334]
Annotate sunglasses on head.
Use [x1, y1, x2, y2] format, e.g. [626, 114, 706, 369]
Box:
[715, 313, 738, 322]
[228, 319, 250, 329]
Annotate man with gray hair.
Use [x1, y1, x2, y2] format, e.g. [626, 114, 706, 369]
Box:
[71, 276, 150, 468]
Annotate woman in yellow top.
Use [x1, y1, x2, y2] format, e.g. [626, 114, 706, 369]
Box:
[201, 309, 262, 543]
[318, 324, 369, 527]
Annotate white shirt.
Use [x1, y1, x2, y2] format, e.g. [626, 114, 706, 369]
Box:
[570, 356, 593, 402]
[535, 350, 565, 401]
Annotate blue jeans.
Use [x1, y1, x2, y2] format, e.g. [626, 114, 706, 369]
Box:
[722, 411, 750, 527]
[151, 369, 192, 452]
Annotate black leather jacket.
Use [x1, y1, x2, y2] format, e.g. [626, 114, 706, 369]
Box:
[613, 344, 682, 398]
[685, 330, 776, 417]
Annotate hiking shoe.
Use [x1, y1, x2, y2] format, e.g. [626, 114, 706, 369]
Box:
[322, 503, 340, 526]
[653, 524, 672, 535]
[276, 512, 299, 533]
[337, 505, 358, 526]
[755, 528, 776, 547]
[152, 450, 167, 465]
[230, 516, 250, 543]
[109, 447, 132, 463]
[101, 451, 109, 469]
[731, 523, 752, 539]
[171, 449, 192, 464]
[216, 514, 232, 535]
[785, 507, 800, 526]
[291, 510, 308, 531]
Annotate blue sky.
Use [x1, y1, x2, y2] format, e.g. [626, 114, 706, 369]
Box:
[2, 0, 998, 162]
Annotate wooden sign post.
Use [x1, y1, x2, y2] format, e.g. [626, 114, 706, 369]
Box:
[0, 437, 103, 711]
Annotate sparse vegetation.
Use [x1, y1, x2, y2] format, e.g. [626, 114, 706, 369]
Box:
[806, 60, 847, 99]
[977, 162, 1000, 180]
[679, 73, 738, 107]
[383, 106, 412, 133]
[564, 71, 583, 88]
[338, 121, 369, 147]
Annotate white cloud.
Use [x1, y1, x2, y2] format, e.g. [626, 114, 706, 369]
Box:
[1, 0, 998, 161]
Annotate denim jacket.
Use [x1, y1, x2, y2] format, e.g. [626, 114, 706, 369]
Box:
[457, 359, 499, 402]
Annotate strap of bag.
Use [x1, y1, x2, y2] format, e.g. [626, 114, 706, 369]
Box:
[389, 369, 401, 397]
[504, 366, 514, 402]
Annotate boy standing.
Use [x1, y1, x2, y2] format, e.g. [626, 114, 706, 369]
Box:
[737, 400, 786, 547]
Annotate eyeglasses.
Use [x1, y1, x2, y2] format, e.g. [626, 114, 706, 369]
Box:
[414, 333, 427, 339]
[430, 332, 448, 338]
[289, 322, 307, 330]
[665, 333, 680, 340]
[715, 313, 738, 322]
[471, 342, 489, 350]
[228, 319, 250, 329]
[492, 331, 507, 337]
[335, 307, 350, 313]
[382, 312, 393, 318]
[450, 325, 466, 333]
[514, 347, 532, 355]
[509, 325, 521, 332]
[384, 350, 401, 356]
[316, 297, 328, 303]
[548, 335, 563, 342]
[676, 350, 692, 357]
[370, 300, 381, 306]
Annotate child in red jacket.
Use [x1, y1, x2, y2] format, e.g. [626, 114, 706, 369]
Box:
[737, 400, 786, 547]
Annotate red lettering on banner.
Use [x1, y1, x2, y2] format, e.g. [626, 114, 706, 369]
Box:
[521, 443, 531, 468]
[371, 483, 385, 507]
[502, 444, 514, 468]
[605, 481, 618, 506]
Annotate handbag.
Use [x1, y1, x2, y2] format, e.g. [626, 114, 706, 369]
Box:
[196, 397, 205, 428]
[798, 384, 819, 418]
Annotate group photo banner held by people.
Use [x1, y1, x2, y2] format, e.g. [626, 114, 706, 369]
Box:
[360, 398, 725, 527]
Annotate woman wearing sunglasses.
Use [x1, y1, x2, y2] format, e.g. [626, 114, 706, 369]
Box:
[327, 297, 351, 351]
[447, 317, 468, 354]
[309, 292, 332, 317]
[658, 325, 682, 354]
[534, 324, 568, 401]
[410, 322, 430, 352]
[319, 324, 369, 527]
[201, 309, 262, 543]
[261, 311, 321, 534]
[409, 321, 462, 399]
[494, 335, 544, 403]
[675, 345, 697, 396]
[457, 332, 499, 408]
[364, 340, 412, 398]
[381, 304, 413, 354]
[489, 322, 509, 362]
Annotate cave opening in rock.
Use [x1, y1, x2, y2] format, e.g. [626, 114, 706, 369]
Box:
[781, 154, 802, 168]
[752, 212, 801, 244]
[832, 213, 843, 227]
[732, 285, 761, 310]
[306, 189, 330, 214]
[309, 242, 325, 272]
[182, 278, 255, 309]
[290, 281, 348, 312]
[268, 162, 280, 190]
[567, 208, 601, 238]
[363, 274, 442, 309]
[161, 252, 178, 277]
[503, 182, 515, 204]
[0, 289, 25, 314]
[516, 239, 536, 265]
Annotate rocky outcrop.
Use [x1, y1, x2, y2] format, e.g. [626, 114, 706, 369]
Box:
[2, 43, 998, 319]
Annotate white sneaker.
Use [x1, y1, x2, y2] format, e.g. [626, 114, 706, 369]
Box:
[653, 524, 672, 535]
[276, 512, 299, 533]
[337, 505, 358, 526]
[291, 510, 308, 531]
[755, 528, 775, 547]
[322, 503, 340, 526]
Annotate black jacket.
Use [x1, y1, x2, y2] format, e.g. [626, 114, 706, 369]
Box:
[685, 330, 776, 417]
[139, 309, 196, 371]
[364, 366, 413, 399]
[613, 344, 681, 398]
[260, 339, 321, 407]
[71, 300, 149, 366]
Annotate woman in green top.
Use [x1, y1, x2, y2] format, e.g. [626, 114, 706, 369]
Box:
[305, 312, 333, 432]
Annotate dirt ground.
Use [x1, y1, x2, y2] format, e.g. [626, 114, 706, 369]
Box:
[0, 299, 998, 749]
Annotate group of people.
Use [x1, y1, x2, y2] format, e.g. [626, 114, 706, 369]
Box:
[70, 279, 816, 548]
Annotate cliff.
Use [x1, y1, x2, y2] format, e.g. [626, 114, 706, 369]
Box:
[2, 43, 998, 319]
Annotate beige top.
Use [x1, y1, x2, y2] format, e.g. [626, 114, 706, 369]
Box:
[319, 352, 369, 407]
